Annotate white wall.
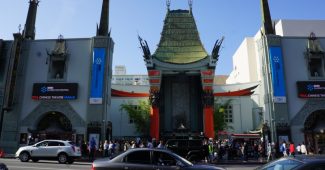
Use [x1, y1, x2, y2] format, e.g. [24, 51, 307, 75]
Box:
[109, 97, 147, 138]
[226, 38, 258, 84]
[276, 20, 325, 37]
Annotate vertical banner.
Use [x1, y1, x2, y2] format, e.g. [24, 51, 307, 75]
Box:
[89, 48, 106, 104]
[269, 47, 286, 103]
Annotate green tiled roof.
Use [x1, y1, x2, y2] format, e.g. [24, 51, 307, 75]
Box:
[153, 10, 208, 64]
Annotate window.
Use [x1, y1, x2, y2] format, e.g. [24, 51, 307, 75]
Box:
[306, 33, 325, 79]
[224, 105, 233, 123]
[125, 151, 151, 164]
[47, 141, 64, 146]
[308, 56, 324, 77]
[47, 36, 68, 81]
[128, 105, 139, 124]
[153, 151, 177, 166]
[36, 141, 48, 147]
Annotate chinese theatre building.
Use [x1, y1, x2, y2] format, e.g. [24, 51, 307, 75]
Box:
[138, 3, 223, 140]
[0, 0, 113, 153]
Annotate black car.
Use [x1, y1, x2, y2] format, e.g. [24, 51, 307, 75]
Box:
[255, 155, 325, 170]
[0, 163, 8, 170]
[165, 139, 206, 162]
[92, 148, 225, 170]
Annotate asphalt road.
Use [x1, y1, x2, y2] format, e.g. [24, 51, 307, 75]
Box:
[0, 158, 92, 170]
[0, 158, 261, 170]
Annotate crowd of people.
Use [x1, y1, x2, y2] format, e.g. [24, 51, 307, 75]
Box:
[78, 137, 323, 163]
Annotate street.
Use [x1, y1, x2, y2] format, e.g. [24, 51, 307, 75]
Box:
[0, 158, 261, 170]
[0, 158, 91, 170]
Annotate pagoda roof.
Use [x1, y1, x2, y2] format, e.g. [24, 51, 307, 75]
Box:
[153, 9, 208, 64]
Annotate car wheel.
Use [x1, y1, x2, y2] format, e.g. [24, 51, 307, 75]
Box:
[19, 152, 30, 162]
[58, 153, 68, 164]
[32, 158, 39, 162]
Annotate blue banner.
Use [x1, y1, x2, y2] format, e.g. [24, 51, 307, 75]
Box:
[269, 47, 286, 103]
[89, 48, 106, 104]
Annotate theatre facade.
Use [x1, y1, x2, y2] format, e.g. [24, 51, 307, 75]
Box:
[0, 0, 114, 153]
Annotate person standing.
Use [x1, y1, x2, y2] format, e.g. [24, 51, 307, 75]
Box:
[88, 137, 97, 162]
[157, 140, 166, 149]
[301, 142, 307, 155]
[147, 139, 153, 148]
[103, 140, 109, 157]
[296, 143, 301, 154]
[289, 142, 295, 156]
[280, 141, 287, 157]
[267, 143, 272, 162]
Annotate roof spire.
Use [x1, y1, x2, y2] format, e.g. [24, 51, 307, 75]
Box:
[97, 0, 109, 36]
[261, 0, 274, 35]
[166, 0, 171, 11]
[189, 0, 193, 12]
[23, 0, 39, 40]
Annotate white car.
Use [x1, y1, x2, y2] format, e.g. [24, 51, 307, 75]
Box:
[15, 140, 81, 164]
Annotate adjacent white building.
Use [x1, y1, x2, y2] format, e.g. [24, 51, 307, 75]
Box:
[227, 19, 325, 152]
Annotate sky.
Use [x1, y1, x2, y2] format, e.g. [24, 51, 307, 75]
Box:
[1, 0, 325, 75]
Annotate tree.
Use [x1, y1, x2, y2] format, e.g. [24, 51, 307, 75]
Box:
[120, 100, 150, 136]
[213, 99, 233, 138]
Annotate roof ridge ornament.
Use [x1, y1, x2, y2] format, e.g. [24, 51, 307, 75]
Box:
[189, 0, 193, 12]
[307, 32, 324, 54]
[166, 0, 171, 11]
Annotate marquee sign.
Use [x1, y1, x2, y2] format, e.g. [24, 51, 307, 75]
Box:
[32, 83, 78, 100]
[297, 81, 325, 98]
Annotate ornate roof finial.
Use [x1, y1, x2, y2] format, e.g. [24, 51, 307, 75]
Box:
[189, 0, 193, 11]
[167, 0, 171, 11]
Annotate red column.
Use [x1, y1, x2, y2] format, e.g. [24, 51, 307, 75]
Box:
[204, 106, 215, 139]
[150, 106, 160, 140]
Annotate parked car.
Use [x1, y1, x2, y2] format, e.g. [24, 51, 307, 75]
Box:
[165, 139, 206, 162]
[92, 148, 225, 170]
[255, 155, 325, 170]
[0, 163, 8, 170]
[15, 139, 81, 164]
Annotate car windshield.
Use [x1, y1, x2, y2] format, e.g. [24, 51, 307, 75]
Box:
[257, 158, 303, 170]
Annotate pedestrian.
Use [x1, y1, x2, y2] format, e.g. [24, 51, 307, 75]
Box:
[88, 137, 97, 162]
[208, 139, 214, 163]
[147, 139, 153, 148]
[104, 140, 109, 157]
[296, 143, 301, 154]
[301, 142, 307, 155]
[157, 140, 166, 149]
[267, 143, 272, 162]
[280, 141, 287, 157]
[289, 142, 295, 156]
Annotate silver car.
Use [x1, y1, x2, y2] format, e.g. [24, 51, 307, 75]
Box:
[92, 148, 225, 170]
[15, 139, 81, 164]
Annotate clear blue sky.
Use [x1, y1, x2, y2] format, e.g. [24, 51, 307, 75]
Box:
[1, 0, 325, 75]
